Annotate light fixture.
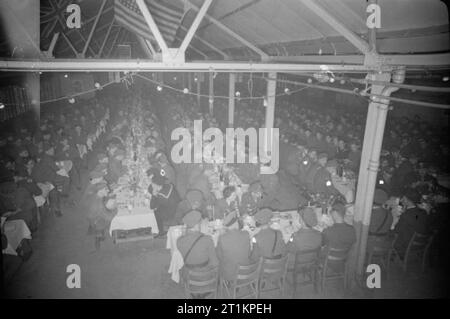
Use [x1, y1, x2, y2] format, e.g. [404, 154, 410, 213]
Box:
[443, 76, 449, 82]
[340, 79, 346, 85]
[173, 76, 177, 81]
[235, 91, 241, 97]
[68, 98, 75, 104]
[157, 85, 162, 92]
[284, 87, 290, 94]
[379, 180, 384, 185]
[0, 102, 5, 109]
[263, 98, 268, 107]
[64, 74, 68, 78]
[303, 160, 308, 165]
[326, 180, 332, 187]
[183, 88, 189, 94]
[329, 77, 335, 83]
[94, 82, 101, 89]
[194, 76, 198, 82]
[39, 71, 43, 75]
[307, 78, 313, 84]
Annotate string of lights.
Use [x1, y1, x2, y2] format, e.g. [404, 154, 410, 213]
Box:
[2, 71, 449, 111]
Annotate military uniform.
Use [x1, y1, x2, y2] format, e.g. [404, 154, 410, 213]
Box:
[177, 230, 219, 270]
[216, 229, 252, 281]
[251, 228, 286, 261]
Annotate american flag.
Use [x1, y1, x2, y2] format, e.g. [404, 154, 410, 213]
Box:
[114, 0, 186, 48]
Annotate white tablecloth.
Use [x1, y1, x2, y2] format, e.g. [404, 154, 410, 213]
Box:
[109, 206, 159, 236]
[166, 211, 301, 283]
[2, 219, 32, 256]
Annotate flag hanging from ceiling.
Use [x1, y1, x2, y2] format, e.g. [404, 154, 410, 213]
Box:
[114, 0, 185, 47]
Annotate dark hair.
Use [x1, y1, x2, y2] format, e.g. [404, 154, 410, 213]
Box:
[223, 186, 236, 199]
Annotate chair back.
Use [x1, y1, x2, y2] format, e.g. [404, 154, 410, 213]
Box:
[323, 246, 351, 273]
[234, 259, 262, 286]
[294, 247, 321, 268]
[261, 254, 289, 281]
[185, 266, 219, 298]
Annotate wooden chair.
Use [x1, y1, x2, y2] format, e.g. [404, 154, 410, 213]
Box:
[184, 266, 219, 299]
[317, 246, 351, 295]
[366, 236, 394, 279]
[220, 259, 262, 299]
[389, 231, 437, 273]
[288, 247, 321, 297]
[258, 255, 289, 298]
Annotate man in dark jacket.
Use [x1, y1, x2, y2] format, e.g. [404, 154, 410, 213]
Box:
[149, 174, 180, 238]
[394, 188, 430, 257]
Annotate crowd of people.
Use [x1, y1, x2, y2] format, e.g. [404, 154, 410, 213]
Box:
[1, 90, 113, 278]
[1, 80, 449, 295]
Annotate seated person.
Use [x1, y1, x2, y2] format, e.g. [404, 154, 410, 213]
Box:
[239, 181, 264, 216]
[322, 203, 356, 251]
[175, 189, 206, 223]
[213, 186, 240, 220]
[367, 189, 393, 252]
[288, 207, 322, 262]
[250, 208, 286, 260]
[393, 188, 430, 258]
[216, 217, 252, 282]
[177, 210, 219, 275]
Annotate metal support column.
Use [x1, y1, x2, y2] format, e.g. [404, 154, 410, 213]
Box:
[197, 73, 201, 109]
[228, 73, 236, 127]
[209, 71, 214, 116]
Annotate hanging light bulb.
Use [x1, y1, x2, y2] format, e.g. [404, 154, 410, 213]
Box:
[340, 79, 346, 85]
[326, 180, 332, 187]
[194, 76, 198, 82]
[307, 78, 313, 84]
[39, 71, 43, 75]
[173, 76, 177, 81]
[64, 74, 68, 78]
[0, 102, 5, 109]
[235, 91, 241, 97]
[157, 85, 162, 92]
[443, 76, 449, 82]
[284, 87, 290, 94]
[329, 77, 335, 83]
[183, 88, 189, 94]
[379, 179, 385, 185]
[68, 98, 75, 104]
[263, 97, 268, 107]
[94, 82, 101, 89]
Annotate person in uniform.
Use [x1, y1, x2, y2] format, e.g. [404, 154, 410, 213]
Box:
[239, 181, 264, 216]
[367, 189, 393, 253]
[104, 149, 127, 185]
[175, 188, 206, 223]
[250, 208, 286, 261]
[32, 143, 62, 217]
[149, 174, 180, 238]
[288, 207, 322, 263]
[213, 186, 240, 220]
[322, 203, 356, 251]
[86, 182, 114, 250]
[177, 210, 219, 297]
[313, 155, 339, 197]
[393, 188, 430, 257]
[216, 217, 252, 282]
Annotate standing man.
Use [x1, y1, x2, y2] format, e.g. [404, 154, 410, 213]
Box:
[149, 174, 180, 238]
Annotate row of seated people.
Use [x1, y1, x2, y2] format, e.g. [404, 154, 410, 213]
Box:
[0, 94, 113, 279]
